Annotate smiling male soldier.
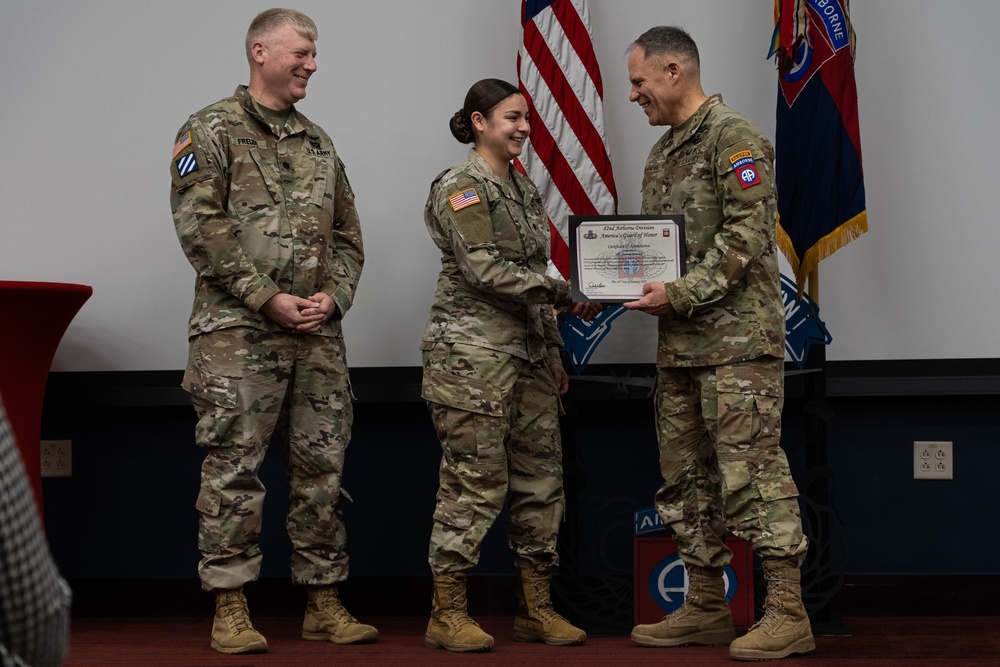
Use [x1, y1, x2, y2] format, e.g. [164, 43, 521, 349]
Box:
[623, 26, 814, 661]
[170, 8, 374, 654]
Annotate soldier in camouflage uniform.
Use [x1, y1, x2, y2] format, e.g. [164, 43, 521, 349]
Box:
[420, 79, 594, 653]
[169, 8, 376, 655]
[622, 27, 814, 661]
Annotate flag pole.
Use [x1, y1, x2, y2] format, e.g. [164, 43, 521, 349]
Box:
[802, 262, 842, 633]
[808, 267, 819, 305]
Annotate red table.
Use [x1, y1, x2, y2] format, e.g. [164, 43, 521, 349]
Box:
[0, 281, 92, 519]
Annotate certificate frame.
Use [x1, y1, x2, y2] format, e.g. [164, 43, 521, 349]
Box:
[568, 214, 686, 303]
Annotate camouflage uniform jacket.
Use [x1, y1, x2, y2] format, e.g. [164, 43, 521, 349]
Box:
[422, 149, 571, 365]
[170, 86, 363, 338]
[641, 94, 784, 367]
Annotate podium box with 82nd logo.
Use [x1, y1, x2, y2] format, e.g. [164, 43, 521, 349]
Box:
[633, 507, 755, 629]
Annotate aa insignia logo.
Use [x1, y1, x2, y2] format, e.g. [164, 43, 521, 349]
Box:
[449, 188, 481, 212]
[729, 150, 762, 189]
[175, 152, 198, 177]
[618, 254, 643, 278]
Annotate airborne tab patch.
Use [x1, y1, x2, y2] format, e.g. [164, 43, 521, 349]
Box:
[729, 150, 761, 189]
[172, 131, 192, 158]
[449, 188, 481, 211]
[175, 152, 198, 177]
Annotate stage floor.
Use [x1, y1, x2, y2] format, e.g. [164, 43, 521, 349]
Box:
[62, 615, 1000, 666]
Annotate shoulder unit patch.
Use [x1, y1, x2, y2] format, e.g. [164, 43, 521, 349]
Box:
[729, 149, 761, 189]
[175, 152, 198, 177]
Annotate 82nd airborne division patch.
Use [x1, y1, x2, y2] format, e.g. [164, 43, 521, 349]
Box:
[729, 149, 761, 189]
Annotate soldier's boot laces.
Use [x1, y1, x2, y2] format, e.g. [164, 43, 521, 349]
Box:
[513, 569, 586, 646]
[729, 563, 815, 661]
[425, 573, 494, 652]
[211, 587, 268, 654]
[302, 586, 378, 644]
[631, 565, 737, 647]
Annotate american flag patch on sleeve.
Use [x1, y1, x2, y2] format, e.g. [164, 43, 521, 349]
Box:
[172, 131, 192, 158]
[448, 188, 481, 211]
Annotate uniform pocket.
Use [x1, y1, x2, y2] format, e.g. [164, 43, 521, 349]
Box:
[420, 343, 505, 416]
[421, 368, 503, 416]
[183, 359, 240, 448]
[714, 360, 786, 498]
[501, 196, 537, 258]
[196, 486, 222, 517]
[433, 497, 475, 530]
[229, 148, 278, 220]
[720, 459, 752, 496]
[182, 362, 238, 410]
[714, 362, 780, 397]
[308, 155, 330, 207]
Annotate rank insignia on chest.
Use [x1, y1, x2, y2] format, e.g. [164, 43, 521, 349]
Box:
[175, 152, 198, 177]
[449, 188, 481, 211]
[172, 131, 192, 158]
[729, 150, 761, 189]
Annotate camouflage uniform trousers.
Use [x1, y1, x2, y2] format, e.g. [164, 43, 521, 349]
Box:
[422, 342, 565, 576]
[653, 355, 806, 569]
[183, 326, 354, 591]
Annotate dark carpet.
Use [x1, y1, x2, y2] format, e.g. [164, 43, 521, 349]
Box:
[63, 615, 1000, 666]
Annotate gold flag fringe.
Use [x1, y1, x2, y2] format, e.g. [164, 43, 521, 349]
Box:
[778, 210, 868, 300]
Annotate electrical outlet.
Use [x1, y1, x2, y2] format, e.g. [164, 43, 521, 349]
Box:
[913, 441, 952, 480]
[40, 440, 72, 477]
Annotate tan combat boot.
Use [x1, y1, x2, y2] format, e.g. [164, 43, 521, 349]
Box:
[302, 586, 378, 644]
[513, 569, 586, 645]
[729, 561, 815, 661]
[424, 573, 494, 652]
[210, 587, 268, 654]
[631, 565, 736, 647]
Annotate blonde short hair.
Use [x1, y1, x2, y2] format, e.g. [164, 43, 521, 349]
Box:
[245, 8, 318, 62]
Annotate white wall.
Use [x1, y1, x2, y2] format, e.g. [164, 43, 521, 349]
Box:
[0, 1, 994, 371]
[805, 0, 1000, 362]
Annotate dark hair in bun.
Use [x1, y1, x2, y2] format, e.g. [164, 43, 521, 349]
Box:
[449, 78, 522, 144]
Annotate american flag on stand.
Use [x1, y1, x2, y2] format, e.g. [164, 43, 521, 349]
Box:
[514, 0, 623, 372]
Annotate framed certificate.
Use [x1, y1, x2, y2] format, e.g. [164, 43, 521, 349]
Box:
[568, 215, 685, 303]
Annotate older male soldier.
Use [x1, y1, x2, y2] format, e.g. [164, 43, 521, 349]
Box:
[623, 27, 814, 661]
[170, 8, 375, 654]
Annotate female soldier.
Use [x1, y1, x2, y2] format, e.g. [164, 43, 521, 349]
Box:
[420, 79, 595, 652]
